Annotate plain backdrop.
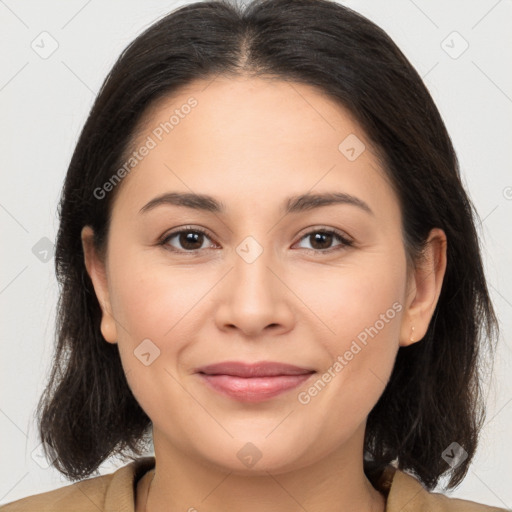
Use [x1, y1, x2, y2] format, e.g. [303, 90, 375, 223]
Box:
[1, 0, 511, 508]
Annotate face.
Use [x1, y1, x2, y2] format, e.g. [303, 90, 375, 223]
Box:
[83, 76, 436, 475]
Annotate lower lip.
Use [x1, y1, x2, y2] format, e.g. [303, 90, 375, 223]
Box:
[198, 373, 315, 402]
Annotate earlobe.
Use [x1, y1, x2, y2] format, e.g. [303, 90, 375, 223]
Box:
[81, 226, 118, 344]
[399, 228, 447, 347]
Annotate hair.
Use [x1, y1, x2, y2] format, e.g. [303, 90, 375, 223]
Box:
[37, 0, 498, 490]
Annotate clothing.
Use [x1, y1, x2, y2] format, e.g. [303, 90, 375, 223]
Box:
[0, 456, 507, 511]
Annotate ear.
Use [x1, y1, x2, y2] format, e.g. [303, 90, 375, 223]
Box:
[81, 226, 118, 344]
[400, 228, 447, 347]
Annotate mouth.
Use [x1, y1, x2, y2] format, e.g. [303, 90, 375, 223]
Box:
[195, 361, 316, 403]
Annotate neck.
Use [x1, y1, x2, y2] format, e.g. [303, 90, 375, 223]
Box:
[142, 425, 386, 512]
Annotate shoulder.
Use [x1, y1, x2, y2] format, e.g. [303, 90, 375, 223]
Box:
[0, 473, 114, 512]
[379, 466, 509, 512]
[0, 457, 155, 512]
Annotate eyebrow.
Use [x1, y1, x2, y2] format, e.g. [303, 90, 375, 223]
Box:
[139, 191, 373, 216]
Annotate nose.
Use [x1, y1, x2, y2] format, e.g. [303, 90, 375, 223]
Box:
[214, 243, 295, 338]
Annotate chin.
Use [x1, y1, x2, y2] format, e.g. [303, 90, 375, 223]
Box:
[193, 435, 316, 476]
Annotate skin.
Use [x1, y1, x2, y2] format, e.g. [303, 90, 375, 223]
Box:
[82, 76, 447, 512]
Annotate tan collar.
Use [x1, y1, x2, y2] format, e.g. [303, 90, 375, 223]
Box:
[103, 456, 505, 512]
[104, 456, 155, 512]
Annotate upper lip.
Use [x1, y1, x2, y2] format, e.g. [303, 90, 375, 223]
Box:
[195, 361, 316, 378]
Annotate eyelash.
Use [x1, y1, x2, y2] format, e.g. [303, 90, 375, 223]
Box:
[158, 225, 354, 255]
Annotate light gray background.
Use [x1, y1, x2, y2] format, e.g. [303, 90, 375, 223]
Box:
[1, 0, 511, 507]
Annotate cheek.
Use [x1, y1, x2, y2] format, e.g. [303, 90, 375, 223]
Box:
[292, 253, 405, 411]
[105, 248, 210, 392]
[108, 247, 207, 341]
[288, 252, 405, 346]
[106, 257, 205, 422]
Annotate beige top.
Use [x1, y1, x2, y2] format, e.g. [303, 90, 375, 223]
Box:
[0, 456, 507, 511]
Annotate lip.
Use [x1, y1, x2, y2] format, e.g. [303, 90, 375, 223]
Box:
[195, 361, 316, 403]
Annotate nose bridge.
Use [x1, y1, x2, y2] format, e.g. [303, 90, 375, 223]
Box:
[213, 232, 294, 335]
[232, 233, 278, 306]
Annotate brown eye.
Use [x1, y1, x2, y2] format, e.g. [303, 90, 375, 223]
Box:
[295, 229, 353, 253]
[177, 231, 205, 250]
[161, 228, 215, 252]
[309, 232, 334, 250]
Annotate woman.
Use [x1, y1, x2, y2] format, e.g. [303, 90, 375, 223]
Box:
[1, 0, 506, 510]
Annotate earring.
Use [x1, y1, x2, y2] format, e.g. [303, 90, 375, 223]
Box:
[410, 326, 415, 343]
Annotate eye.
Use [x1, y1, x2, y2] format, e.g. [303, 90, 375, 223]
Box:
[158, 226, 353, 254]
[294, 228, 353, 253]
[159, 226, 217, 253]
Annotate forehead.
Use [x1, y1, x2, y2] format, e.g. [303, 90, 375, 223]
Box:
[135, 75, 367, 159]
[113, 76, 398, 220]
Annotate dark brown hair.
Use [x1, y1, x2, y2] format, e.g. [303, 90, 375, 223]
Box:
[37, 0, 498, 490]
